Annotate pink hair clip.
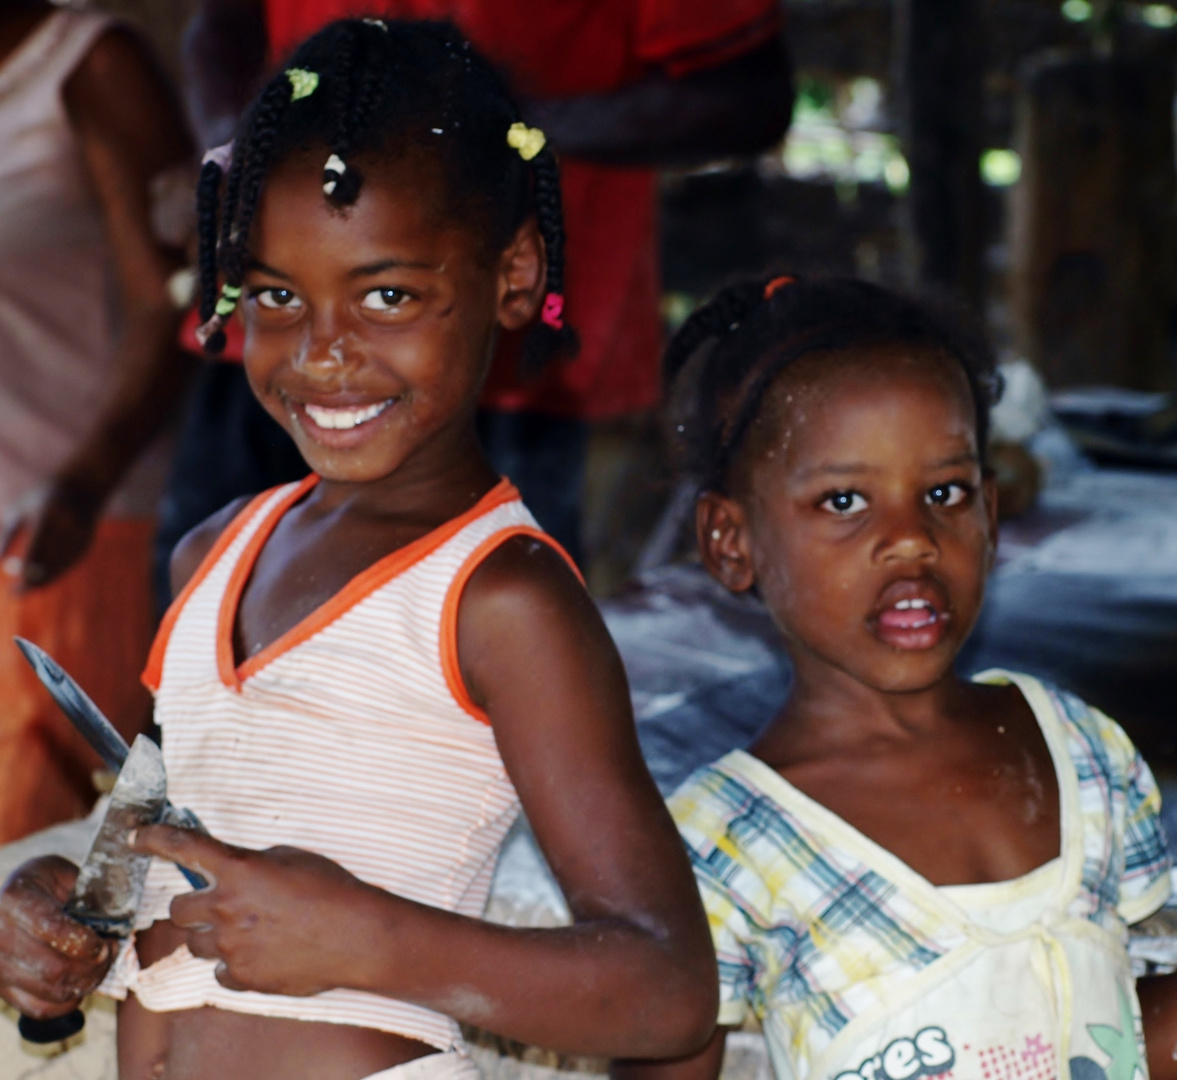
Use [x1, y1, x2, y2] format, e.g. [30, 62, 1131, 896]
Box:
[541, 292, 564, 330]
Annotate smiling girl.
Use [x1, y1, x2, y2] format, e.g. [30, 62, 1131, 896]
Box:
[617, 276, 1177, 1080]
[0, 18, 715, 1080]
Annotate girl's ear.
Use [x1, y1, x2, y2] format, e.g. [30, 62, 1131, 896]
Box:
[496, 217, 546, 331]
[697, 491, 756, 593]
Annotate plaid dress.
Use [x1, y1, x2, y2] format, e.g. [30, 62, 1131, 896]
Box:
[670, 671, 1171, 1080]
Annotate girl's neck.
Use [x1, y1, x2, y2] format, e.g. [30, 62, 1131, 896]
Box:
[311, 423, 500, 525]
[758, 652, 982, 764]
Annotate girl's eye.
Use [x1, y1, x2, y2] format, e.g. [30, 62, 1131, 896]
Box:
[926, 483, 970, 508]
[820, 491, 868, 516]
[255, 288, 302, 310]
[361, 288, 409, 311]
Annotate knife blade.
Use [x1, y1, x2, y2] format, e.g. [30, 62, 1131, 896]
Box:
[14, 637, 129, 772]
[14, 637, 207, 886]
[19, 735, 167, 1045]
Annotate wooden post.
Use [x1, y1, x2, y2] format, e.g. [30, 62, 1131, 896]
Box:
[893, 0, 986, 306]
[1010, 45, 1177, 389]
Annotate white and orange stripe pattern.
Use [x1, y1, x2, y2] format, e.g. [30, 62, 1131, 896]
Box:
[99, 478, 571, 1048]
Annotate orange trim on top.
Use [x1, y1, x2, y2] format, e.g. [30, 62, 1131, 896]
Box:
[141, 483, 311, 693]
[223, 478, 522, 691]
[216, 474, 321, 690]
[439, 526, 584, 725]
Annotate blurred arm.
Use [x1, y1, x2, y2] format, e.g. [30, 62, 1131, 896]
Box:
[521, 39, 793, 167]
[182, 0, 267, 147]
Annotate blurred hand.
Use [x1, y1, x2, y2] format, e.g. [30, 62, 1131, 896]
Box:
[133, 825, 377, 997]
[0, 857, 113, 1019]
[0, 476, 105, 591]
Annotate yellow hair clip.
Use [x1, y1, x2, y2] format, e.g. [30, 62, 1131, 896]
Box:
[507, 122, 546, 162]
[286, 68, 319, 102]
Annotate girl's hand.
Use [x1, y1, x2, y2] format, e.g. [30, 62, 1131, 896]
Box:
[133, 825, 377, 997]
[0, 477, 105, 591]
[0, 857, 113, 1018]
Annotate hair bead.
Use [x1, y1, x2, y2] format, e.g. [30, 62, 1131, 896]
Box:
[322, 153, 347, 196]
[541, 293, 564, 329]
[286, 68, 320, 101]
[507, 122, 546, 161]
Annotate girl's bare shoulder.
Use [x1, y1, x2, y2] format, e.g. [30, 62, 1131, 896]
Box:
[168, 495, 254, 597]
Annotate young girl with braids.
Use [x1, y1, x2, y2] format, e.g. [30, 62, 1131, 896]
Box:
[0, 18, 716, 1080]
[618, 276, 1177, 1080]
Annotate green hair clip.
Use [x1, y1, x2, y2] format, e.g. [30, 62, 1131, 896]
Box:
[286, 68, 320, 102]
[214, 283, 242, 317]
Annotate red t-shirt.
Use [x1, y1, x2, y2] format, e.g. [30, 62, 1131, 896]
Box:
[248, 0, 779, 418]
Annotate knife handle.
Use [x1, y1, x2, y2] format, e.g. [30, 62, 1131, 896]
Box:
[178, 864, 207, 890]
[18, 1010, 85, 1044]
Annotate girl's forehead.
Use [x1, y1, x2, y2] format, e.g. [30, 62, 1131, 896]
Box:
[251, 150, 476, 266]
[743, 344, 976, 469]
[766, 343, 972, 422]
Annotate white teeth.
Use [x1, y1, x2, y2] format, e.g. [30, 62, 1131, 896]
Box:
[893, 598, 932, 610]
[303, 400, 391, 430]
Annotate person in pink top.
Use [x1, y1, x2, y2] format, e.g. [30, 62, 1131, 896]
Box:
[0, 0, 192, 840]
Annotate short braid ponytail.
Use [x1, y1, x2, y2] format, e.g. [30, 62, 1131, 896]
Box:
[665, 274, 1001, 490]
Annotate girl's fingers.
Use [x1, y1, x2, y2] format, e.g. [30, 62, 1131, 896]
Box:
[183, 927, 221, 962]
[213, 961, 250, 992]
[168, 888, 214, 932]
[3, 984, 86, 1019]
[132, 824, 227, 888]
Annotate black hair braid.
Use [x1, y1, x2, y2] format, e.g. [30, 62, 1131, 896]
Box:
[223, 78, 294, 284]
[194, 17, 577, 372]
[521, 145, 578, 372]
[663, 280, 765, 389]
[665, 274, 1000, 490]
[195, 159, 226, 353]
[323, 21, 366, 205]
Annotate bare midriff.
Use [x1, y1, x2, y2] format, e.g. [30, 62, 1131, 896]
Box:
[116, 921, 437, 1080]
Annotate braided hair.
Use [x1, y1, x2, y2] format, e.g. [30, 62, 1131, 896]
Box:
[196, 18, 577, 369]
[665, 275, 1001, 491]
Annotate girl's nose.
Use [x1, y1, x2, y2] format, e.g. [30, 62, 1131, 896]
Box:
[294, 319, 352, 374]
[874, 506, 939, 564]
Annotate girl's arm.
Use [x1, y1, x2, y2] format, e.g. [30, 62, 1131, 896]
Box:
[1138, 974, 1177, 1080]
[0, 27, 194, 589]
[136, 537, 718, 1059]
[613, 1026, 729, 1080]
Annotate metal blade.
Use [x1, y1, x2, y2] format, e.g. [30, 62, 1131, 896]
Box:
[14, 638, 129, 773]
[15, 638, 210, 892]
[67, 735, 167, 938]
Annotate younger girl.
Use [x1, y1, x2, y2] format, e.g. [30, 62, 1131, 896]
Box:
[0, 19, 715, 1080]
[622, 277, 1177, 1080]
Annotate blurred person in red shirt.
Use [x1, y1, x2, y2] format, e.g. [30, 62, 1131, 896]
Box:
[163, 0, 791, 572]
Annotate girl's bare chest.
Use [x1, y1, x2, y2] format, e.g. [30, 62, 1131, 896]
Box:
[231, 521, 417, 665]
[785, 734, 1062, 886]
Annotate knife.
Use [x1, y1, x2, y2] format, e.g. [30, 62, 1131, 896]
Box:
[14, 637, 208, 882]
[19, 735, 168, 1044]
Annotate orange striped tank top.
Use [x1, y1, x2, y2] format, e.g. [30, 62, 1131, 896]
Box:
[100, 476, 567, 1048]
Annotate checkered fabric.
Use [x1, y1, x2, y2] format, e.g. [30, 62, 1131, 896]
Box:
[669, 671, 1171, 1077]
